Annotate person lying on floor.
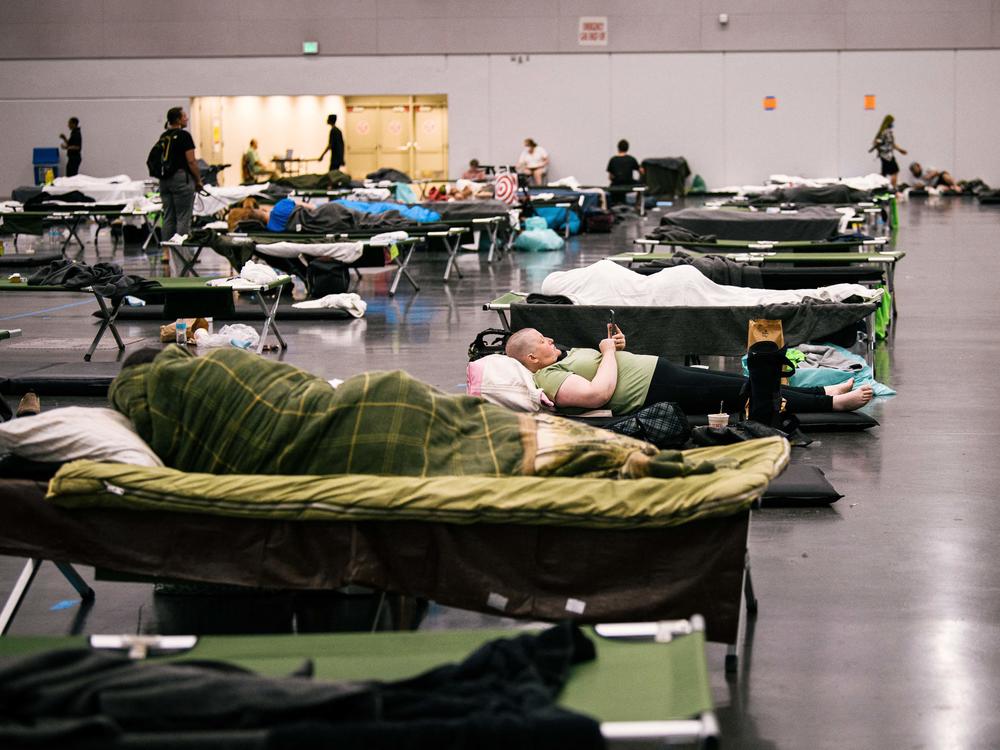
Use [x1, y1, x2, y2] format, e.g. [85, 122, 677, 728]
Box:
[108, 346, 750, 481]
[504, 326, 873, 417]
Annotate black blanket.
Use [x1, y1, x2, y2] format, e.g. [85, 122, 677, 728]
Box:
[637, 252, 763, 288]
[288, 203, 416, 233]
[748, 185, 872, 206]
[659, 206, 841, 241]
[0, 624, 602, 750]
[27, 259, 160, 300]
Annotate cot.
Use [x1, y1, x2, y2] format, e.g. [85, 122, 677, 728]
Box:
[0, 618, 720, 748]
[0, 469, 760, 672]
[0, 275, 290, 359]
[617, 240, 903, 315]
[0, 329, 21, 342]
[0, 207, 158, 256]
[484, 291, 879, 359]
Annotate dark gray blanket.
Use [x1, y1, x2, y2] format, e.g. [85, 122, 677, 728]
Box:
[749, 185, 872, 206]
[638, 253, 763, 288]
[659, 206, 842, 241]
[288, 203, 414, 233]
[420, 200, 510, 220]
[510, 299, 878, 357]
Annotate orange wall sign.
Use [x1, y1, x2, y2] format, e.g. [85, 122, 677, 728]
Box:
[864, 94, 876, 110]
[763, 96, 777, 111]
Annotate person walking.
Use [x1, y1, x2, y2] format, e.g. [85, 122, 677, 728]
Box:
[158, 107, 203, 241]
[868, 115, 907, 191]
[318, 114, 345, 173]
[59, 117, 82, 177]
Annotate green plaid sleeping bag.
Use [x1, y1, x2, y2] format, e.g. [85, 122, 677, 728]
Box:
[110, 346, 530, 477]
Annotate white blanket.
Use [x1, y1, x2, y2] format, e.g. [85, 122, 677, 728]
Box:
[540, 260, 883, 307]
[193, 184, 271, 216]
[713, 173, 891, 196]
[255, 241, 363, 263]
[45, 173, 148, 202]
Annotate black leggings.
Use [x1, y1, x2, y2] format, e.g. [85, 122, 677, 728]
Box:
[642, 358, 833, 415]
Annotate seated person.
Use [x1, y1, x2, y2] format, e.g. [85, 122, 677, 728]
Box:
[505, 326, 873, 416]
[111, 346, 738, 481]
[516, 139, 549, 186]
[908, 162, 960, 193]
[607, 139, 643, 188]
[462, 159, 487, 181]
[243, 139, 275, 182]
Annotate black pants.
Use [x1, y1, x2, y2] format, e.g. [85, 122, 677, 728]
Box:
[642, 358, 833, 415]
[66, 154, 81, 177]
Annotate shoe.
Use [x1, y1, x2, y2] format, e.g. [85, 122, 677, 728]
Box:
[16, 392, 40, 417]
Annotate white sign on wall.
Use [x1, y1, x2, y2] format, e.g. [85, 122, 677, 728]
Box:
[578, 16, 608, 47]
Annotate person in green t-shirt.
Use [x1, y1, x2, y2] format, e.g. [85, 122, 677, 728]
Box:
[505, 326, 873, 416]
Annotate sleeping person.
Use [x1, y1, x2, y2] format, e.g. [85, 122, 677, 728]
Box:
[504, 326, 872, 417]
[109, 346, 757, 481]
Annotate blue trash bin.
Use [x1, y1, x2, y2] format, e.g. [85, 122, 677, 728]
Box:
[32, 147, 60, 185]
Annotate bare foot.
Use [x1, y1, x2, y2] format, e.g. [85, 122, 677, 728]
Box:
[824, 378, 855, 396]
[832, 385, 873, 411]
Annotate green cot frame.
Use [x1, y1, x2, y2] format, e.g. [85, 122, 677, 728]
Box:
[0, 618, 720, 748]
[0, 276, 290, 360]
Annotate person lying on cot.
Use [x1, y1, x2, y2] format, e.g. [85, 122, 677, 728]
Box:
[111, 346, 748, 481]
[908, 162, 961, 193]
[504, 326, 873, 417]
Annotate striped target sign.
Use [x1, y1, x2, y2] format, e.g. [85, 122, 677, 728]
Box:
[494, 173, 518, 204]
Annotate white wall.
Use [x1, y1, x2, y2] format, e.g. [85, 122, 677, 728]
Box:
[1, 49, 998, 192]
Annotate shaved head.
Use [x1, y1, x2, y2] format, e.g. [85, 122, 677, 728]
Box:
[505, 328, 559, 372]
[505, 328, 539, 362]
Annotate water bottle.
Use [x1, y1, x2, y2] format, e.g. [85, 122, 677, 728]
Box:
[175, 321, 188, 345]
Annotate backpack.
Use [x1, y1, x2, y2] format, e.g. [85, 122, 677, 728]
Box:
[304, 258, 350, 298]
[146, 130, 177, 179]
[467, 328, 512, 361]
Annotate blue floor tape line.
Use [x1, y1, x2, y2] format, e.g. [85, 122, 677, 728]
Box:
[0, 299, 95, 321]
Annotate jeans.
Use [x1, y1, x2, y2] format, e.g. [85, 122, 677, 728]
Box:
[159, 171, 196, 240]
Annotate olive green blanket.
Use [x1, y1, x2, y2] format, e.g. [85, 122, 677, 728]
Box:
[47, 437, 789, 528]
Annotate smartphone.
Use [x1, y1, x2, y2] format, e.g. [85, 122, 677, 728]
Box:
[608, 308, 617, 336]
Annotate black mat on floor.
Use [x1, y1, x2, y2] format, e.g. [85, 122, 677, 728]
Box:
[97, 305, 353, 321]
[0, 361, 121, 396]
[0, 251, 63, 268]
[762, 464, 842, 507]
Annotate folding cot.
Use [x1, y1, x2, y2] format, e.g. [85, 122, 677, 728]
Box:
[656, 206, 848, 242]
[484, 291, 879, 359]
[616, 239, 904, 316]
[0, 275, 291, 359]
[0, 461, 763, 673]
[0, 618, 720, 748]
[0, 206, 158, 256]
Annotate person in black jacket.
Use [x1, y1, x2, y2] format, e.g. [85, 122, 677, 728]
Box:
[318, 114, 345, 172]
[59, 117, 82, 177]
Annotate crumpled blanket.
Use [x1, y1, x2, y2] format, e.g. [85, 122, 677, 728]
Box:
[27, 259, 160, 300]
[334, 200, 440, 223]
[288, 202, 418, 233]
[292, 292, 367, 317]
[541, 259, 883, 307]
[0, 624, 603, 750]
[645, 224, 716, 244]
[639, 252, 763, 288]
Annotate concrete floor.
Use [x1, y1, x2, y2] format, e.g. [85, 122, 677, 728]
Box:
[2, 196, 999, 748]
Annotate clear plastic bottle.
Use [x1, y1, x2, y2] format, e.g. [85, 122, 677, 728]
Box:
[175, 321, 188, 345]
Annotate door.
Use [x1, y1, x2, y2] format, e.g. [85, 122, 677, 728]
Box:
[345, 106, 379, 178]
[379, 105, 412, 174]
[414, 104, 447, 179]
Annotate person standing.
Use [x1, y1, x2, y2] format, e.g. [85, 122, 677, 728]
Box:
[868, 115, 907, 190]
[60, 117, 82, 177]
[158, 107, 203, 241]
[318, 114, 345, 173]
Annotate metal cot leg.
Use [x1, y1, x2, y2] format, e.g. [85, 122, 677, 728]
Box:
[253, 289, 288, 353]
[388, 242, 420, 297]
[87, 294, 125, 361]
[442, 233, 464, 282]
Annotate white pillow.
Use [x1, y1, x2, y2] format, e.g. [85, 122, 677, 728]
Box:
[466, 354, 554, 413]
[0, 407, 163, 467]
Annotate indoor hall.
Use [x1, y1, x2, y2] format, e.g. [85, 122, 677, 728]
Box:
[1, 2, 1000, 748]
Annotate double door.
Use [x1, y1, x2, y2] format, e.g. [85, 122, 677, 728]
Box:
[344, 98, 448, 180]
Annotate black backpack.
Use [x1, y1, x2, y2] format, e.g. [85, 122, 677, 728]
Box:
[147, 130, 177, 179]
[467, 329, 511, 361]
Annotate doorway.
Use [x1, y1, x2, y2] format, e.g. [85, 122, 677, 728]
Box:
[344, 95, 449, 180]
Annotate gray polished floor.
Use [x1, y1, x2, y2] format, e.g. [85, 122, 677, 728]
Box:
[2, 196, 999, 748]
